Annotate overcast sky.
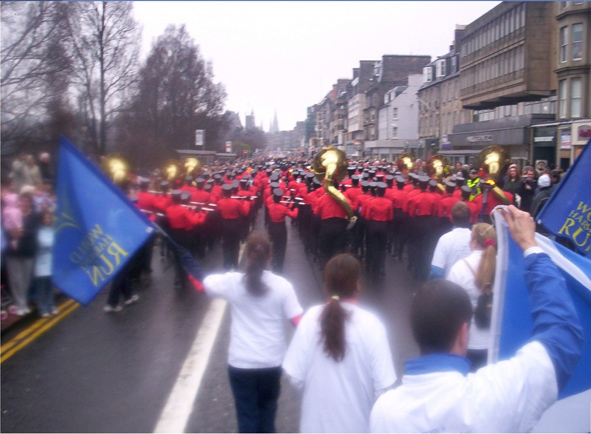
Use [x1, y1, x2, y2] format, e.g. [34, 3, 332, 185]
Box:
[133, 1, 500, 132]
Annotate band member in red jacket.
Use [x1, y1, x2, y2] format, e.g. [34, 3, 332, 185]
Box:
[266, 188, 299, 273]
[217, 184, 250, 270]
[365, 182, 393, 277]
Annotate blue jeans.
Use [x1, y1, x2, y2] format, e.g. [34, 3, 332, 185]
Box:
[35, 276, 55, 315]
[228, 365, 282, 433]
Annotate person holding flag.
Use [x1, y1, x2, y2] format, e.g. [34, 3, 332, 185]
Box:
[370, 205, 583, 433]
[202, 232, 303, 433]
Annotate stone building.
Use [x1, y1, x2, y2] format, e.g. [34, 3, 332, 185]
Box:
[367, 74, 423, 160]
[417, 26, 469, 163]
[448, 2, 558, 167]
[363, 55, 431, 155]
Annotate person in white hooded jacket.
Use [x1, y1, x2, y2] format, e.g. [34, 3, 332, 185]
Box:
[370, 205, 583, 433]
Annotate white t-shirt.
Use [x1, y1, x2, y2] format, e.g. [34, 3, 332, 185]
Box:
[447, 249, 490, 350]
[370, 341, 557, 433]
[203, 270, 303, 369]
[431, 227, 472, 277]
[283, 302, 397, 433]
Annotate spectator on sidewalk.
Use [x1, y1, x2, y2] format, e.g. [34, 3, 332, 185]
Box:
[34, 210, 57, 317]
[4, 193, 39, 316]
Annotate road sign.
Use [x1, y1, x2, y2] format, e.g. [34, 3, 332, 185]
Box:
[195, 130, 205, 147]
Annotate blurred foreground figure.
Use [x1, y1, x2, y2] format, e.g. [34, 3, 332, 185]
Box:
[370, 206, 583, 433]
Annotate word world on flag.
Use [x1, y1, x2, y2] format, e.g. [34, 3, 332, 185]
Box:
[52, 137, 155, 305]
[537, 138, 591, 256]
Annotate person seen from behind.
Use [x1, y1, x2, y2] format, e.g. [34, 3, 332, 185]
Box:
[203, 232, 303, 433]
[370, 205, 583, 432]
[447, 223, 496, 371]
[283, 253, 396, 433]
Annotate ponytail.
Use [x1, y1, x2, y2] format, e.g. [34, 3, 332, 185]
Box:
[243, 232, 271, 296]
[320, 254, 360, 362]
[471, 223, 497, 295]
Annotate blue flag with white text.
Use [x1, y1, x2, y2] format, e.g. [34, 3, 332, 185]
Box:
[536, 139, 591, 257]
[491, 210, 591, 400]
[52, 137, 155, 305]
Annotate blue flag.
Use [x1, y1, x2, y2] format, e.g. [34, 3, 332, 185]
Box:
[52, 137, 155, 305]
[491, 209, 591, 400]
[536, 139, 591, 257]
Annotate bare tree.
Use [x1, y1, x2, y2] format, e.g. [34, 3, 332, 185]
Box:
[120, 24, 228, 168]
[65, 1, 140, 156]
[1, 1, 72, 156]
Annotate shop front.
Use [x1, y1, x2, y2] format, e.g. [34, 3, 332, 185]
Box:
[532, 125, 557, 172]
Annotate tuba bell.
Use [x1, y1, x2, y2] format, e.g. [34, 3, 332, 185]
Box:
[163, 159, 182, 182]
[427, 154, 450, 193]
[398, 152, 416, 172]
[313, 147, 355, 223]
[184, 157, 202, 178]
[475, 145, 511, 204]
[102, 153, 130, 186]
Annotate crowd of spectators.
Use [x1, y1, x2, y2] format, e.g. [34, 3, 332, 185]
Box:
[1, 152, 57, 319]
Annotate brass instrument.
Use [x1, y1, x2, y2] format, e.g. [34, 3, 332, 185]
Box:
[313, 147, 356, 223]
[184, 157, 202, 177]
[398, 152, 416, 172]
[475, 145, 511, 204]
[163, 159, 182, 182]
[102, 153, 130, 186]
[428, 154, 450, 193]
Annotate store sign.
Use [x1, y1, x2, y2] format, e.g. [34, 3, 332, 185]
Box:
[560, 130, 572, 149]
[225, 141, 232, 153]
[467, 135, 493, 143]
[534, 136, 554, 142]
[578, 125, 591, 141]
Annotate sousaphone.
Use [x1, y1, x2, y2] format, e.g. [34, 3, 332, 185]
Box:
[428, 154, 450, 192]
[313, 147, 356, 224]
[184, 157, 202, 177]
[475, 145, 511, 204]
[163, 159, 182, 182]
[102, 153, 130, 186]
[398, 152, 416, 172]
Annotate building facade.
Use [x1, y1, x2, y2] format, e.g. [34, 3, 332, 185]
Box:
[367, 74, 422, 160]
[449, 2, 558, 166]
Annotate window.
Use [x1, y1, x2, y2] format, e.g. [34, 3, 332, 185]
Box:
[571, 78, 582, 117]
[424, 67, 433, 82]
[572, 23, 583, 60]
[392, 107, 398, 119]
[560, 26, 568, 63]
[392, 127, 398, 139]
[436, 59, 446, 77]
[451, 56, 457, 73]
[559, 79, 567, 118]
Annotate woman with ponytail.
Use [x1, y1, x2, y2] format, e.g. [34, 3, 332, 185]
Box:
[283, 254, 396, 433]
[203, 231, 303, 433]
[447, 222, 497, 371]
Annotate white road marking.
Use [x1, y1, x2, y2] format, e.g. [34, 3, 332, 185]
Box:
[153, 243, 247, 433]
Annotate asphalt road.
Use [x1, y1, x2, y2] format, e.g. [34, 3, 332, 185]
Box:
[2, 214, 587, 433]
[1, 216, 419, 433]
